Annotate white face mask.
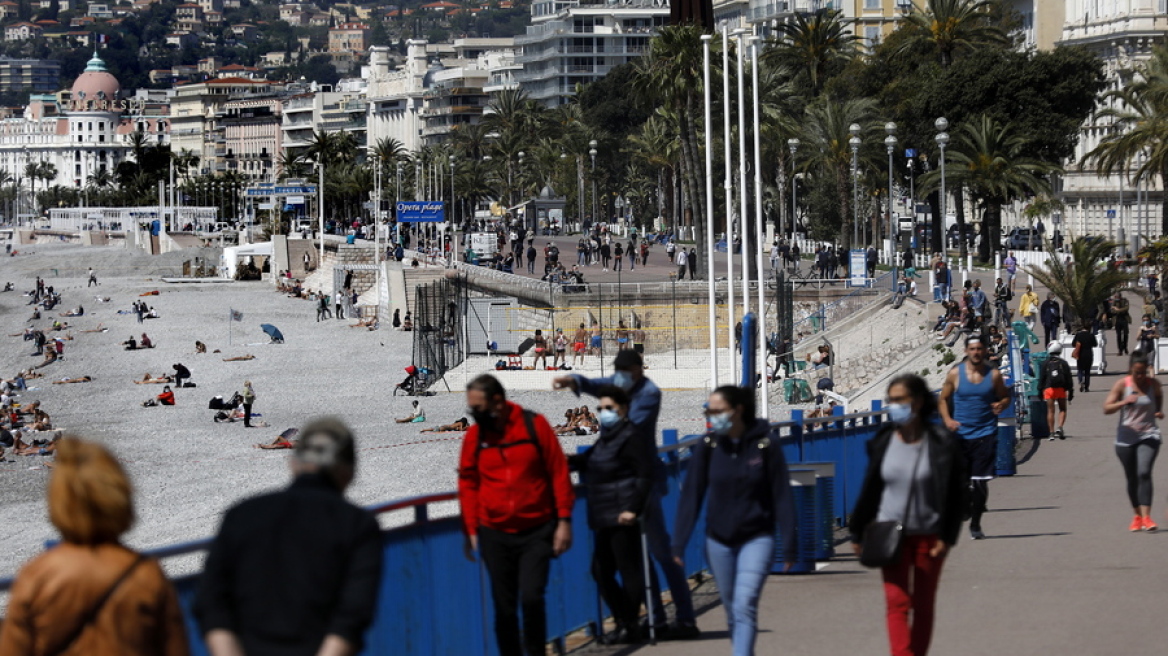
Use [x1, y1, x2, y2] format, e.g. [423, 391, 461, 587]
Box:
[886, 402, 914, 426]
[709, 411, 733, 435]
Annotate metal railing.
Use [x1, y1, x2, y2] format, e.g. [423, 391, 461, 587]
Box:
[0, 407, 884, 654]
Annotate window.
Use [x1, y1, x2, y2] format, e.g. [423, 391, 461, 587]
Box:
[865, 26, 881, 45]
[865, 0, 880, 8]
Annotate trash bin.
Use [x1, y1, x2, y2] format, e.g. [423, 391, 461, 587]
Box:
[792, 463, 836, 560]
[773, 469, 817, 574]
[1029, 397, 1050, 439]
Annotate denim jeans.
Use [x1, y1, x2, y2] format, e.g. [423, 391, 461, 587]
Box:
[643, 492, 695, 625]
[705, 534, 774, 656]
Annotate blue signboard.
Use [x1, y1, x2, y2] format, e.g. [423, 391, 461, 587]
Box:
[246, 186, 316, 196]
[905, 148, 916, 158]
[397, 201, 445, 223]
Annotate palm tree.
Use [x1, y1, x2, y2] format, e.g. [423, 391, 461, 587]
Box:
[1087, 46, 1168, 236]
[800, 97, 877, 247]
[1028, 238, 1135, 328]
[279, 151, 305, 179]
[633, 24, 710, 273]
[922, 115, 1056, 261]
[628, 113, 679, 227]
[764, 9, 858, 96]
[128, 131, 150, 164]
[304, 130, 337, 167]
[893, 0, 1010, 67]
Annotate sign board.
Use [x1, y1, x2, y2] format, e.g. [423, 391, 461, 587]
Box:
[848, 249, 868, 288]
[904, 148, 916, 158]
[397, 201, 445, 223]
[1107, 209, 1117, 219]
[258, 203, 274, 210]
[286, 195, 305, 205]
[246, 186, 316, 196]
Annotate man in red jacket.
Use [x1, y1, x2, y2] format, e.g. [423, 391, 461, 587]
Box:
[459, 374, 574, 656]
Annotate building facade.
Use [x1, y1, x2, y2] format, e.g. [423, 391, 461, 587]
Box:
[514, 0, 669, 106]
[0, 57, 61, 94]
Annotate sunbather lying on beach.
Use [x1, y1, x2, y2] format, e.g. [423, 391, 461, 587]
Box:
[11, 430, 60, 456]
[80, 323, 107, 333]
[349, 317, 378, 329]
[222, 354, 255, 362]
[134, 373, 174, 384]
[31, 351, 58, 370]
[419, 418, 469, 433]
[94, 296, 112, 303]
[52, 376, 92, 385]
[59, 306, 84, 317]
[255, 428, 299, 450]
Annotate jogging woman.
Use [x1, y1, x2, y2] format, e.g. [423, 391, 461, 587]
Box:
[1103, 353, 1163, 532]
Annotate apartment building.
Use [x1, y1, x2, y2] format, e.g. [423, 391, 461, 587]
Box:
[0, 57, 61, 94]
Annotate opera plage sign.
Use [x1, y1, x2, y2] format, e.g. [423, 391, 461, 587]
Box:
[396, 201, 445, 223]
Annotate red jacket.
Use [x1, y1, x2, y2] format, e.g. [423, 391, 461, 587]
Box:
[458, 402, 575, 536]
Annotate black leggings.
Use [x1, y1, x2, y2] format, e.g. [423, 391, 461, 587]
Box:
[1116, 441, 1160, 508]
[1076, 360, 1093, 390]
[478, 522, 555, 656]
[591, 524, 646, 628]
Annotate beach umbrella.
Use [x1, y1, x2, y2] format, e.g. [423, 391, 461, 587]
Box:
[261, 324, 285, 343]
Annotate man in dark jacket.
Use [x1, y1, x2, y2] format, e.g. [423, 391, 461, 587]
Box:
[1040, 293, 1061, 346]
[459, 374, 574, 656]
[195, 418, 382, 656]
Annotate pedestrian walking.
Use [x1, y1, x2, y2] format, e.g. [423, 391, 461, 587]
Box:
[1018, 284, 1039, 331]
[552, 350, 701, 639]
[1072, 324, 1098, 392]
[614, 243, 624, 272]
[1111, 294, 1132, 355]
[0, 438, 189, 656]
[527, 243, 537, 274]
[195, 418, 382, 655]
[569, 385, 657, 644]
[87, 267, 98, 287]
[688, 247, 697, 279]
[1137, 314, 1158, 358]
[600, 241, 612, 271]
[1040, 342, 1074, 440]
[672, 385, 797, 656]
[240, 381, 256, 428]
[770, 242, 780, 271]
[317, 295, 329, 321]
[850, 374, 968, 656]
[1003, 251, 1018, 293]
[1040, 293, 1061, 346]
[135, 301, 144, 324]
[532, 329, 548, 369]
[938, 336, 1011, 540]
[666, 240, 676, 263]
[640, 240, 649, 266]
[1103, 353, 1164, 532]
[676, 248, 688, 281]
[459, 375, 574, 656]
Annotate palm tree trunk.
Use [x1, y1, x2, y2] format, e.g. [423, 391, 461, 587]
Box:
[954, 185, 968, 258]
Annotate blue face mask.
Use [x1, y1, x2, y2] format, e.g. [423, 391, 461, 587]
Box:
[612, 371, 634, 391]
[598, 409, 621, 428]
[886, 402, 914, 426]
[709, 411, 734, 435]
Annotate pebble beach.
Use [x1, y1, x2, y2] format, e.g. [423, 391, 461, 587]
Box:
[0, 243, 711, 583]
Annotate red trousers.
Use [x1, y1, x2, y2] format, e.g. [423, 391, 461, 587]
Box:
[881, 534, 946, 656]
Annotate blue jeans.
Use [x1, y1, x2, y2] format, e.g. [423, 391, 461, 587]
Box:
[643, 492, 695, 625]
[705, 534, 773, 656]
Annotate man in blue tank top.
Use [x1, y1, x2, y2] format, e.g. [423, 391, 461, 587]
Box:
[939, 335, 1012, 539]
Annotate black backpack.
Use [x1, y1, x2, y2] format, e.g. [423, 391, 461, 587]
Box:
[1044, 357, 1072, 390]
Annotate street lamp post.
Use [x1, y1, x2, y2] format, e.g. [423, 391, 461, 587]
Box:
[849, 124, 862, 247]
[885, 123, 898, 270]
[788, 138, 799, 241]
[448, 154, 455, 267]
[589, 139, 598, 234]
[936, 117, 949, 259]
[317, 158, 325, 264]
[670, 271, 678, 369]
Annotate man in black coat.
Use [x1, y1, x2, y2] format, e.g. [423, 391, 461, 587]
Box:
[195, 418, 383, 656]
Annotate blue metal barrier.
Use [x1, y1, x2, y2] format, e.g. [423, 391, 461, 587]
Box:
[0, 408, 885, 655]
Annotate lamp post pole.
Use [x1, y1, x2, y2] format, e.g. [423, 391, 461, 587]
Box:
[722, 26, 736, 384]
[734, 28, 749, 320]
[788, 138, 799, 242]
[589, 139, 598, 235]
[751, 35, 768, 416]
[670, 271, 678, 369]
[849, 123, 861, 248]
[885, 123, 898, 269]
[317, 159, 325, 265]
[936, 117, 949, 261]
[448, 154, 455, 267]
[702, 33, 718, 387]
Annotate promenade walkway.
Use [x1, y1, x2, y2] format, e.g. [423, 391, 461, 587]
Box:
[603, 337, 1168, 655]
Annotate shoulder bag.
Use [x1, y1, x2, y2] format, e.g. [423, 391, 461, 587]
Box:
[860, 440, 924, 569]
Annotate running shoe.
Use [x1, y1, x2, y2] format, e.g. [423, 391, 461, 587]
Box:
[1130, 516, 1143, 532]
[1056, 428, 1066, 440]
[970, 527, 986, 540]
[1143, 517, 1158, 532]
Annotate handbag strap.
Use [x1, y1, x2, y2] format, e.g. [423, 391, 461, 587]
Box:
[48, 554, 146, 656]
[897, 433, 926, 526]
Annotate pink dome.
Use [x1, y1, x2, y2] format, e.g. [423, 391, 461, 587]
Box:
[71, 52, 120, 108]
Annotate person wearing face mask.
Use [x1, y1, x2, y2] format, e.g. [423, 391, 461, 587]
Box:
[551, 350, 700, 640]
[851, 374, 969, 656]
[458, 374, 574, 656]
[671, 385, 798, 656]
[568, 386, 657, 644]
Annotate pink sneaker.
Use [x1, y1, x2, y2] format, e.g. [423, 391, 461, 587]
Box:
[1130, 516, 1143, 532]
[1143, 517, 1158, 532]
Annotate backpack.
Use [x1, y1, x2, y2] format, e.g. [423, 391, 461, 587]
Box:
[1044, 357, 1072, 390]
